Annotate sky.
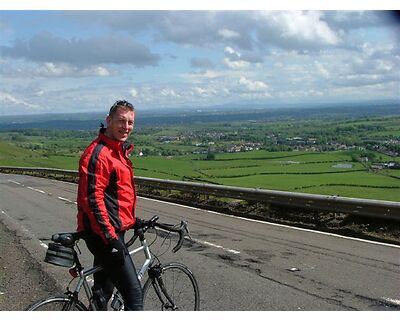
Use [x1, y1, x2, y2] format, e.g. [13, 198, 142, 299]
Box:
[0, 4, 399, 115]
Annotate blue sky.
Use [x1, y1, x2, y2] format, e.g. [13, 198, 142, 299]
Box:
[0, 8, 399, 115]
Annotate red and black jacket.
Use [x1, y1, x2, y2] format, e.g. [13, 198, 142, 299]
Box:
[77, 128, 137, 244]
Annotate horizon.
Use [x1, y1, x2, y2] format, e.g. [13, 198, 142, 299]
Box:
[0, 100, 398, 129]
[0, 98, 398, 119]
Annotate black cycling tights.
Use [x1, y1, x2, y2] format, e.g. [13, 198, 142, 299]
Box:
[84, 232, 143, 311]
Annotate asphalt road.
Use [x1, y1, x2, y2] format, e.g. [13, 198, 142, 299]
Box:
[0, 173, 399, 311]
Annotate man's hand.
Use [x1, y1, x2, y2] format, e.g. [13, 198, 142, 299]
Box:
[108, 237, 125, 266]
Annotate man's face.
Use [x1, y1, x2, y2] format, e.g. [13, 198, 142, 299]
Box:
[106, 107, 135, 142]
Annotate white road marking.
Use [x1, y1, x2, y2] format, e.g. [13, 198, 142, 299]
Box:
[9, 178, 48, 195]
[8, 179, 21, 185]
[8, 178, 76, 205]
[382, 297, 400, 306]
[58, 196, 73, 203]
[138, 196, 242, 254]
[39, 241, 48, 249]
[1, 209, 10, 218]
[139, 196, 400, 249]
[27, 186, 46, 194]
[190, 237, 240, 254]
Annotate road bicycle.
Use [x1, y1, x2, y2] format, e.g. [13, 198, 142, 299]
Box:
[26, 215, 200, 311]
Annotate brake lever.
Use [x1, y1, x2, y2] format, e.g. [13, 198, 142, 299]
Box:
[172, 221, 188, 253]
[183, 221, 192, 241]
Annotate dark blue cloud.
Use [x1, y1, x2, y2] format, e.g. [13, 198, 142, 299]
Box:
[0, 32, 160, 67]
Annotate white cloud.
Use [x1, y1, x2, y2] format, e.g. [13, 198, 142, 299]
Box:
[280, 11, 340, 45]
[218, 28, 240, 39]
[361, 42, 394, 58]
[223, 46, 251, 69]
[41, 62, 72, 77]
[306, 89, 324, 97]
[330, 83, 393, 99]
[315, 62, 330, 78]
[277, 89, 324, 99]
[257, 11, 341, 50]
[222, 88, 230, 95]
[84, 66, 110, 77]
[193, 87, 207, 95]
[239, 77, 268, 92]
[130, 88, 138, 97]
[375, 60, 394, 72]
[224, 46, 239, 57]
[0, 58, 113, 79]
[35, 63, 112, 77]
[180, 70, 225, 84]
[202, 70, 221, 79]
[160, 88, 178, 97]
[223, 58, 250, 69]
[192, 86, 217, 97]
[0, 92, 42, 111]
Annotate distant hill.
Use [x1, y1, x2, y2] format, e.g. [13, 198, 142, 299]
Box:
[0, 141, 43, 167]
[0, 119, 103, 131]
[0, 102, 398, 130]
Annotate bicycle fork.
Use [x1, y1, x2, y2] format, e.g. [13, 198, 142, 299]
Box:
[149, 265, 178, 311]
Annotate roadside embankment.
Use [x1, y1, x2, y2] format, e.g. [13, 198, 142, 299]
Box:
[0, 220, 58, 311]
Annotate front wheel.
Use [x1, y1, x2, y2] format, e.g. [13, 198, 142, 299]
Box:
[26, 294, 87, 311]
[143, 262, 200, 311]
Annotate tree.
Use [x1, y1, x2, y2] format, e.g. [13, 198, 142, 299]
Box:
[206, 148, 215, 160]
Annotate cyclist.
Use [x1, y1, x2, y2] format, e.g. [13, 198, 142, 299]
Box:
[76, 100, 143, 311]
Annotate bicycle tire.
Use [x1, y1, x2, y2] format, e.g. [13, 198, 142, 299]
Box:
[26, 294, 87, 311]
[143, 262, 200, 311]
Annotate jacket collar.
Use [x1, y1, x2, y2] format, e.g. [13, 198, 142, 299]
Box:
[98, 128, 134, 154]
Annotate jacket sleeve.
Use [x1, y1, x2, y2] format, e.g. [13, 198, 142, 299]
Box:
[84, 153, 117, 244]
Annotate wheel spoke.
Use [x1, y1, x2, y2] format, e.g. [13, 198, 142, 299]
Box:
[26, 295, 87, 311]
[143, 263, 200, 311]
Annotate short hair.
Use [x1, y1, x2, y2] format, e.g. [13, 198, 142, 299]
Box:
[108, 100, 135, 117]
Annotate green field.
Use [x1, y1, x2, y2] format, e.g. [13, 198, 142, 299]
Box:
[0, 141, 80, 169]
[1, 141, 399, 201]
[132, 150, 400, 201]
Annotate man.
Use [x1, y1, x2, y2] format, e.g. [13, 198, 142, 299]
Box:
[76, 100, 142, 311]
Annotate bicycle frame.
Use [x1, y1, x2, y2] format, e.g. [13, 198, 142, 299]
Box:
[28, 217, 199, 311]
[68, 236, 153, 310]
[129, 237, 153, 281]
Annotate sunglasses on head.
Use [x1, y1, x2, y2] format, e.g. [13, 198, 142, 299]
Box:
[109, 100, 135, 115]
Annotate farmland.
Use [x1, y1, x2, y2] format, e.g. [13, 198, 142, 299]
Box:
[131, 151, 400, 201]
[0, 105, 399, 202]
[1, 143, 399, 202]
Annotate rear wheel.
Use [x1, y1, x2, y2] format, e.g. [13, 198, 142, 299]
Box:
[26, 294, 87, 311]
[143, 262, 200, 311]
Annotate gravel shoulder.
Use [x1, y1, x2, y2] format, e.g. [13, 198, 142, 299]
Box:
[0, 220, 58, 311]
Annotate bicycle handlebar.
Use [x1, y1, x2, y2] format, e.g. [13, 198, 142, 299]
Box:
[156, 220, 189, 253]
[52, 232, 82, 246]
[125, 215, 189, 253]
[51, 216, 189, 253]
